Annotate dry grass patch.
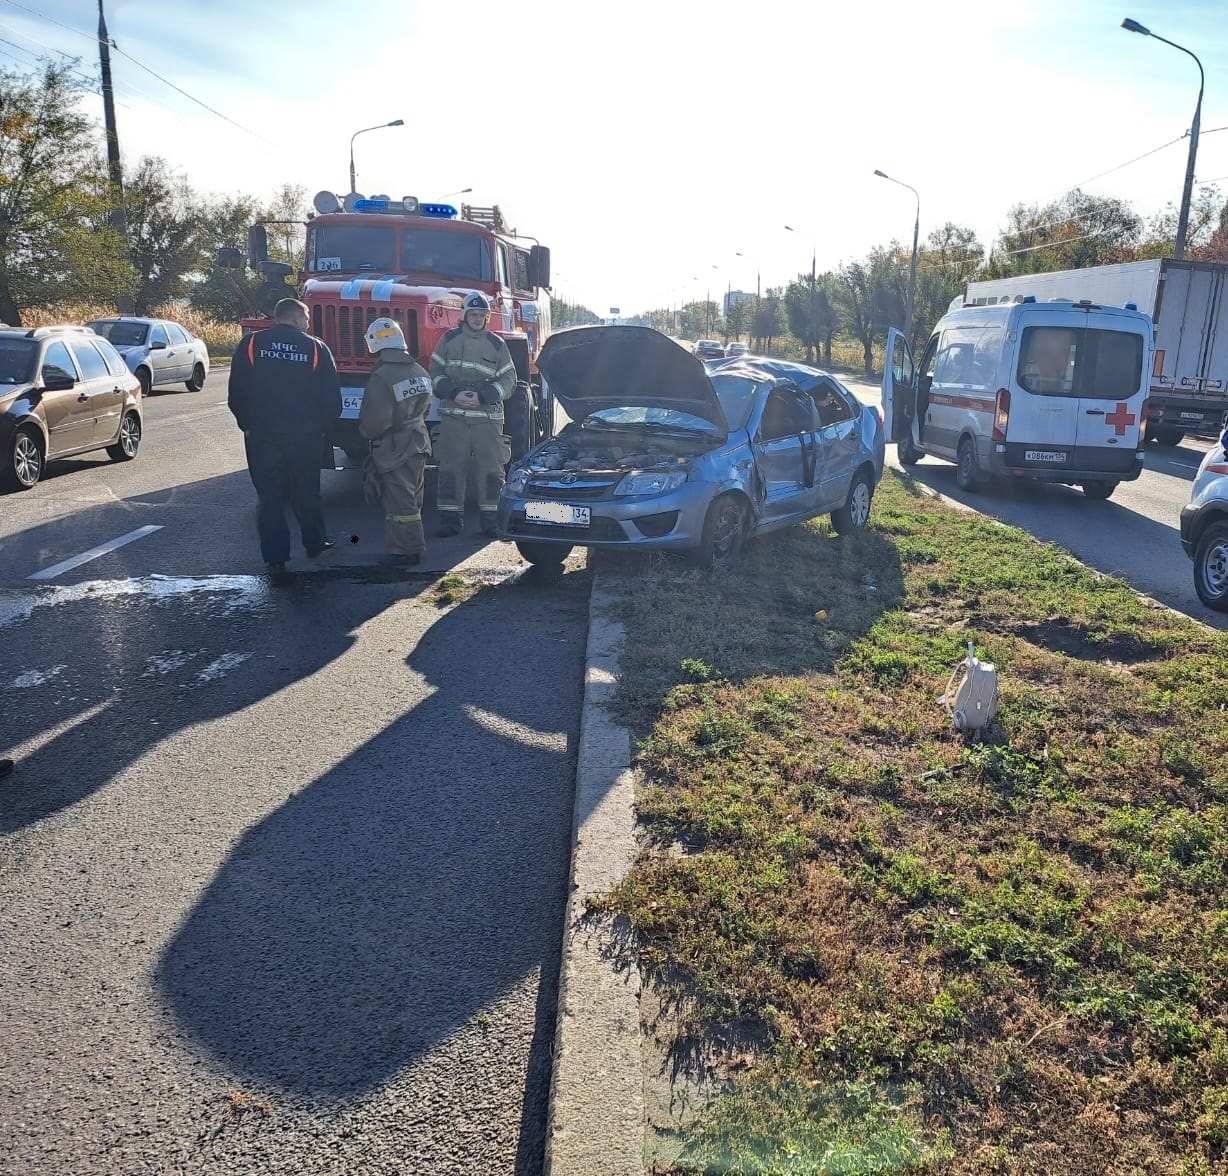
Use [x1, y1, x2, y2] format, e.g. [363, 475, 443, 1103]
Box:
[593, 472, 1228, 1174]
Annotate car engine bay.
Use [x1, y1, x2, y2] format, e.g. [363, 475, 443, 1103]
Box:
[517, 432, 706, 476]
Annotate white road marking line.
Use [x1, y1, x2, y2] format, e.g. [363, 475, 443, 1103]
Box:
[27, 525, 164, 581]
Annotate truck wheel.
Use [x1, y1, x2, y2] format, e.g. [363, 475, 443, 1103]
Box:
[1193, 520, 1228, 612]
[505, 383, 533, 461]
[515, 539, 571, 566]
[955, 437, 980, 491]
[1081, 480, 1117, 500]
[897, 434, 922, 465]
[1149, 425, 1183, 447]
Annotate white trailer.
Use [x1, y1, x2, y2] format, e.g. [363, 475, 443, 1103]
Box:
[964, 260, 1228, 444]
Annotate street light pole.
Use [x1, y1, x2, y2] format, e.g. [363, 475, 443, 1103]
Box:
[1122, 18, 1204, 262]
[874, 170, 920, 344]
[348, 119, 405, 194]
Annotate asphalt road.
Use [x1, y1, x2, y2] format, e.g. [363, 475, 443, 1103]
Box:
[0, 371, 593, 1174]
[839, 371, 1228, 630]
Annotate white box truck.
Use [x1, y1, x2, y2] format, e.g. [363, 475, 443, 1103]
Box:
[963, 260, 1228, 445]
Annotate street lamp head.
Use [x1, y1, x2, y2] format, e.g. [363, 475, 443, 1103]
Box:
[1121, 17, 1150, 35]
[388, 119, 405, 126]
[873, 169, 888, 178]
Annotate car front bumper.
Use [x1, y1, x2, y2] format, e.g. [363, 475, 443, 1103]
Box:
[497, 481, 719, 550]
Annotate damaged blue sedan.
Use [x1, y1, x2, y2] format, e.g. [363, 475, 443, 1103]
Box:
[497, 325, 886, 568]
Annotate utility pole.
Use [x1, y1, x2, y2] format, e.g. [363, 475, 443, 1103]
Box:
[98, 0, 133, 313]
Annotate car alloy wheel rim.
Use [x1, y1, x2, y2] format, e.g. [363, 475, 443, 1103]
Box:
[712, 504, 743, 563]
[1206, 538, 1228, 598]
[121, 416, 139, 456]
[14, 435, 39, 484]
[851, 482, 871, 526]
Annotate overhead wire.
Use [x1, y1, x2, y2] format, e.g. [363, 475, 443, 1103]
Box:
[0, 0, 273, 145]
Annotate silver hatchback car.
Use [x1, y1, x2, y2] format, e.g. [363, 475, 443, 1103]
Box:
[498, 326, 885, 567]
[87, 317, 210, 398]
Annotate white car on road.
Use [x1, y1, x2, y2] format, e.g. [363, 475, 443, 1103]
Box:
[88, 317, 210, 398]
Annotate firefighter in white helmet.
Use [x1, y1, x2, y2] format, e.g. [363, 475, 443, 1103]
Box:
[429, 291, 517, 537]
[358, 317, 433, 565]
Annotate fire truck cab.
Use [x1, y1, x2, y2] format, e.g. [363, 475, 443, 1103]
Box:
[237, 192, 553, 465]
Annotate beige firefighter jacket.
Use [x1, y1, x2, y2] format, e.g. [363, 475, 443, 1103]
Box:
[358, 350, 432, 473]
[429, 322, 517, 423]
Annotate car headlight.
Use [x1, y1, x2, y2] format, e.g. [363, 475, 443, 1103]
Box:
[613, 469, 688, 496]
[505, 465, 530, 494]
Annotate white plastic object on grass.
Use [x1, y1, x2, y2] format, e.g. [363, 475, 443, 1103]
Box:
[938, 642, 999, 732]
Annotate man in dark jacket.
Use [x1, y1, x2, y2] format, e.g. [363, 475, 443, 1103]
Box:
[358, 317, 432, 566]
[228, 298, 342, 572]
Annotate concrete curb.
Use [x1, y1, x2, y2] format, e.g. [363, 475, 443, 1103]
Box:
[544, 575, 644, 1175]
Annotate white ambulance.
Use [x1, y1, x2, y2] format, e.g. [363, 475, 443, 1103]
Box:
[881, 297, 1153, 499]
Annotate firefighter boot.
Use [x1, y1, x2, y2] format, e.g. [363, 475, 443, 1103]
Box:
[480, 511, 499, 539]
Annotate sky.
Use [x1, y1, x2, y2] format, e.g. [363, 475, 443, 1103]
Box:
[0, 0, 1226, 317]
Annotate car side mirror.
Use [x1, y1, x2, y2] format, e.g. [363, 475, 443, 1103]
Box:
[150, 340, 167, 351]
[41, 370, 75, 391]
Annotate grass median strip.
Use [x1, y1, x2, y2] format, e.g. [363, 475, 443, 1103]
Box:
[590, 471, 1228, 1174]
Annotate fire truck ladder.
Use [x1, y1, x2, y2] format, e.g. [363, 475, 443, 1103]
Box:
[462, 204, 507, 234]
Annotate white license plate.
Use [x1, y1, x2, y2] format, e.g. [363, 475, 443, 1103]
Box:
[525, 501, 590, 527]
[1180, 412, 1205, 420]
[340, 390, 364, 420]
[1025, 449, 1067, 463]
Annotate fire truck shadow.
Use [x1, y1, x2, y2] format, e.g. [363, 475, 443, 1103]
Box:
[156, 565, 590, 1119]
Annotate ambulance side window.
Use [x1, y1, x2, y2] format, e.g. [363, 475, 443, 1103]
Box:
[972, 326, 1003, 385]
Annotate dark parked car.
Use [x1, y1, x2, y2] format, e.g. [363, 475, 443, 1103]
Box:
[693, 339, 725, 361]
[498, 326, 885, 567]
[88, 316, 210, 397]
[1, 325, 143, 490]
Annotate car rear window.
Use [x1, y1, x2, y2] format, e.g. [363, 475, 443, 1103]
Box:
[1017, 326, 1144, 399]
[90, 320, 148, 347]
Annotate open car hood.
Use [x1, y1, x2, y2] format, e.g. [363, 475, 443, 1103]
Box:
[537, 326, 728, 436]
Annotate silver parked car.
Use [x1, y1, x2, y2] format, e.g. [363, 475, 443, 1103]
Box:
[1180, 429, 1228, 610]
[87, 316, 210, 397]
[498, 326, 885, 567]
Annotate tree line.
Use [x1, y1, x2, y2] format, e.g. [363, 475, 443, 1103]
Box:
[630, 185, 1228, 374]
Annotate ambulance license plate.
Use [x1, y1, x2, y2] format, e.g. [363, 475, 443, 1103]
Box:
[1025, 449, 1067, 463]
[1180, 412, 1204, 421]
[526, 502, 590, 527]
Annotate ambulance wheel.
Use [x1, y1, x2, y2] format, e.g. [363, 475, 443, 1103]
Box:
[897, 434, 921, 465]
[1193, 520, 1228, 612]
[515, 540, 571, 566]
[1082, 480, 1117, 500]
[955, 437, 980, 491]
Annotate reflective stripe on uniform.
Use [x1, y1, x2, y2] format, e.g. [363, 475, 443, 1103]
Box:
[387, 513, 421, 523]
[439, 406, 501, 418]
[437, 505, 464, 513]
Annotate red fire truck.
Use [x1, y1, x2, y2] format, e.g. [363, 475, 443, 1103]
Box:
[226, 192, 554, 465]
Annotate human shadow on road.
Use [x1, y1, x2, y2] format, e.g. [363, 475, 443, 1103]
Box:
[154, 567, 589, 1152]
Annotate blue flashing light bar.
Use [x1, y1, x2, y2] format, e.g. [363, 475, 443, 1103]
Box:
[353, 198, 389, 213]
[420, 203, 458, 219]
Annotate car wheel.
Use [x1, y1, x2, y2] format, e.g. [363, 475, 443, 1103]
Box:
[106, 411, 141, 461]
[897, 434, 922, 465]
[1149, 425, 1183, 447]
[136, 367, 152, 398]
[515, 539, 572, 566]
[1081, 480, 1117, 500]
[689, 493, 748, 569]
[832, 470, 874, 534]
[7, 426, 43, 489]
[1193, 521, 1228, 612]
[955, 437, 980, 491]
[185, 362, 206, 392]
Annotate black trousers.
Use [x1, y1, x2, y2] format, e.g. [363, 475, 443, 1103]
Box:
[243, 432, 327, 564]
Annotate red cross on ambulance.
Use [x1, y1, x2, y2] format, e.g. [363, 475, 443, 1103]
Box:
[1105, 402, 1136, 436]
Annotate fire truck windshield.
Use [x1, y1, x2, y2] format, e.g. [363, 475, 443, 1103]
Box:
[309, 224, 396, 272]
[400, 229, 491, 282]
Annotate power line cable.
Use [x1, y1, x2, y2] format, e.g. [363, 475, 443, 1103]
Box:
[0, 0, 273, 145]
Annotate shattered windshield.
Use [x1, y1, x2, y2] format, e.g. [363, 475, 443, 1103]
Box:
[584, 406, 721, 435]
[710, 373, 758, 430]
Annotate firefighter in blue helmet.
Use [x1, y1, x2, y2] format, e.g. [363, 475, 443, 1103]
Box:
[429, 292, 517, 537]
